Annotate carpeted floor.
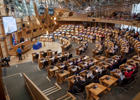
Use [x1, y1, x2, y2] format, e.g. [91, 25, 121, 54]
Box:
[2, 39, 140, 100]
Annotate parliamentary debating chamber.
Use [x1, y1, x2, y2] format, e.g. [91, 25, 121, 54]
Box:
[1, 0, 140, 100]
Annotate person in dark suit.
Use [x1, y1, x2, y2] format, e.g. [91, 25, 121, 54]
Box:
[20, 37, 25, 43]
[68, 77, 83, 94]
[73, 59, 77, 66]
[63, 63, 68, 70]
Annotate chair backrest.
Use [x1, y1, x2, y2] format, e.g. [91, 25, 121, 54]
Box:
[44, 61, 48, 66]
[35, 54, 39, 59]
[92, 75, 98, 83]
[101, 70, 107, 76]
[43, 52, 47, 57]
[131, 73, 137, 82]
[79, 83, 86, 92]
[122, 78, 131, 85]
[133, 70, 138, 75]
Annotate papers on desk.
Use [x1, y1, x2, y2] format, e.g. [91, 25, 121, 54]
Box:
[107, 63, 112, 65]
[72, 68, 76, 71]
[84, 56, 88, 59]
[61, 65, 65, 68]
[126, 65, 132, 70]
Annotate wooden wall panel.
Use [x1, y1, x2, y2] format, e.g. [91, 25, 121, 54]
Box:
[6, 34, 12, 53]
[1, 42, 7, 57]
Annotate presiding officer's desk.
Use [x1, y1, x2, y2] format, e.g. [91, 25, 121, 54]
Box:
[9, 39, 37, 56]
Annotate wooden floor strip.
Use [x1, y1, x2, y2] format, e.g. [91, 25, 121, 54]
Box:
[3, 73, 21, 79]
[56, 94, 68, 100]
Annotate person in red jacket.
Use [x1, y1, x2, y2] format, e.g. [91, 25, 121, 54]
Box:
[124, 70, 134, 78]
[135, 31, 139, 37]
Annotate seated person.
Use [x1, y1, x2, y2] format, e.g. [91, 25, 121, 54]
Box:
[89, 59, 94, 66]
[87, 70, 95, 79]
[75, 67, 81, 76]
[85, 63, 90, 69]
[80, 66, 86, 72]
[78, 57, 82, 62]
[20, 37, 25, 43]
[68, 77, 83, 94]
[109, 61, 116, 70]
[83, 75, 90, 85]
[68, 52, 72, 58]
[99, 67, 104, 74]
[117, 70, 125, 83]
[63, 63, 68, 70]
[124, 69, 134, 78]
[74, 59, 78, 66]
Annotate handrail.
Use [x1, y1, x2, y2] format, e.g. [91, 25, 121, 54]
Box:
[23, 73, 50, 100]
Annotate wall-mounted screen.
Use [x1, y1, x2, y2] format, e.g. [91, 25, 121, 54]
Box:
[2, 16, 17, 35]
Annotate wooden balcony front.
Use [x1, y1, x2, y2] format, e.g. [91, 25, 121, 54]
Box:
[56, 17, 140, 27]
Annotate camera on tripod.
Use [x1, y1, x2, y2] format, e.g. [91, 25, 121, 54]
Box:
[0, 56, 11, 67]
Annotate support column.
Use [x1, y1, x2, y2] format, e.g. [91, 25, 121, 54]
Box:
[105, 23, 107, 29]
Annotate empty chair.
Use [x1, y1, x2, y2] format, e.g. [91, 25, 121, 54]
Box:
[117, 77, 131, 93]
[33, 54, 39, 61]
[75, 83, 86, 97]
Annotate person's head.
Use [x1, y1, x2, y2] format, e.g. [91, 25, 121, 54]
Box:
[92, 70, 96, 75]
[135, 63, 138, 67]
[85, 75, 87, 79]
[18, 46, 20, 48]
[77, 67, 80, 71]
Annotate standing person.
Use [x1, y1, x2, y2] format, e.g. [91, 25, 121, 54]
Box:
[17, 46, 22, 60]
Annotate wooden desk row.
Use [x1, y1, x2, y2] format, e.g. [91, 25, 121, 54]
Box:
[116, 37, 129, 58]
[67, 74, 117, 100]
[32, 49, 54, 61]
[125, 35, 140, 57]
[60, 38, 71, 52]
[76, 41, 88, 55]
[92, 41, 102, 57]
[47, 55, 90, 84]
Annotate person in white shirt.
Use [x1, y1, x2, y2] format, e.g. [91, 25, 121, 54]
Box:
[90, 71, 95, 79]
[118, 70, 125, 83]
